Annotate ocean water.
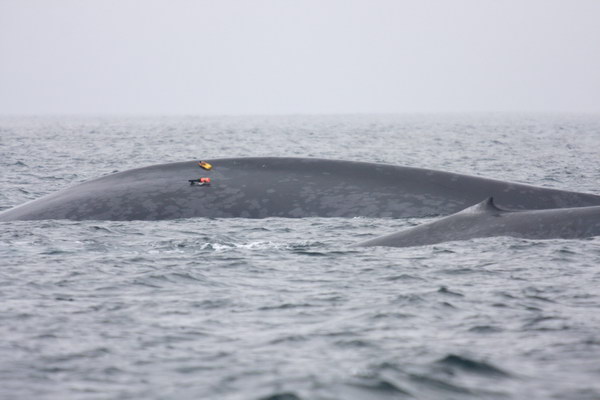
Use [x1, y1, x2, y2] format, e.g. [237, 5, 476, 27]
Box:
[1, 114, 600, 400]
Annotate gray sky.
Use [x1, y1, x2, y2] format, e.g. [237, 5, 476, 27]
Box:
[1, 0, 599, 115]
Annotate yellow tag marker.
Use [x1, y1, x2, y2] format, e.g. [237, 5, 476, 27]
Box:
[198, 161, 212, 170]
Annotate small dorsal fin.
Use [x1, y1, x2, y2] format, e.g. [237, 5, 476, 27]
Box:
[462, 197, 505, 214]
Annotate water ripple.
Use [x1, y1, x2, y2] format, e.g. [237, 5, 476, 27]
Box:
[2, 115, 600, 399]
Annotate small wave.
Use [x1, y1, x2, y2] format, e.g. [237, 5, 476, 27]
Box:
[132, 271, 208, 288]
[468, 325, 503, 333]
[521, 315, 570, 331]
[200, 241, 289, 251]
[409, 373, 474, 394]
[393, 294, 425, 305]
[290, 250, 328, 256]
[384, 274, 425, 281]
[436, 354, 511, 377]
[346, 377, 412, 397]
[371, 311, 416, 321]
[258, 393, 302, 400]
[258, 303, 314, 311]
[88, 225, 113, 233]
[437, 286, 464, 297]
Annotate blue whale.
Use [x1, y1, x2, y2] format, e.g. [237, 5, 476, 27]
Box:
[1, 157, 600, 221]
[357, 197, 600, 248]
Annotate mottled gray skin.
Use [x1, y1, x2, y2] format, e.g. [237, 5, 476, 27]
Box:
[357, 197, 600, 248]
[1, 157, 600, 221]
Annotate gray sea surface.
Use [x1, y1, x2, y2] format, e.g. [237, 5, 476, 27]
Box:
[1, 114, 600, 400]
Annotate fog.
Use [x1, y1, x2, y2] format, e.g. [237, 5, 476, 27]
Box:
[1, 0, 599, 114]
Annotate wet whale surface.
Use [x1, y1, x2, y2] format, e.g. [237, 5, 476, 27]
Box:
[357, 197, 600, 248]
[2, 157, 600, 221]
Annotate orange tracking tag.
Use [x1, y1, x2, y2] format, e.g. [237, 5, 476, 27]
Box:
[189, 177, 211, 185]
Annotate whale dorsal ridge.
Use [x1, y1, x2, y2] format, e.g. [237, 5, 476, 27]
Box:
[462, 197, 505, 214]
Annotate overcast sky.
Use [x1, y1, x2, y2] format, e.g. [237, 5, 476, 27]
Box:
[1, 0, 599, 115]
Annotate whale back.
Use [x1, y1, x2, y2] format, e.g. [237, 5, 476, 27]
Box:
[357, 198, 600, 248]
[2, 157, 600, 221]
